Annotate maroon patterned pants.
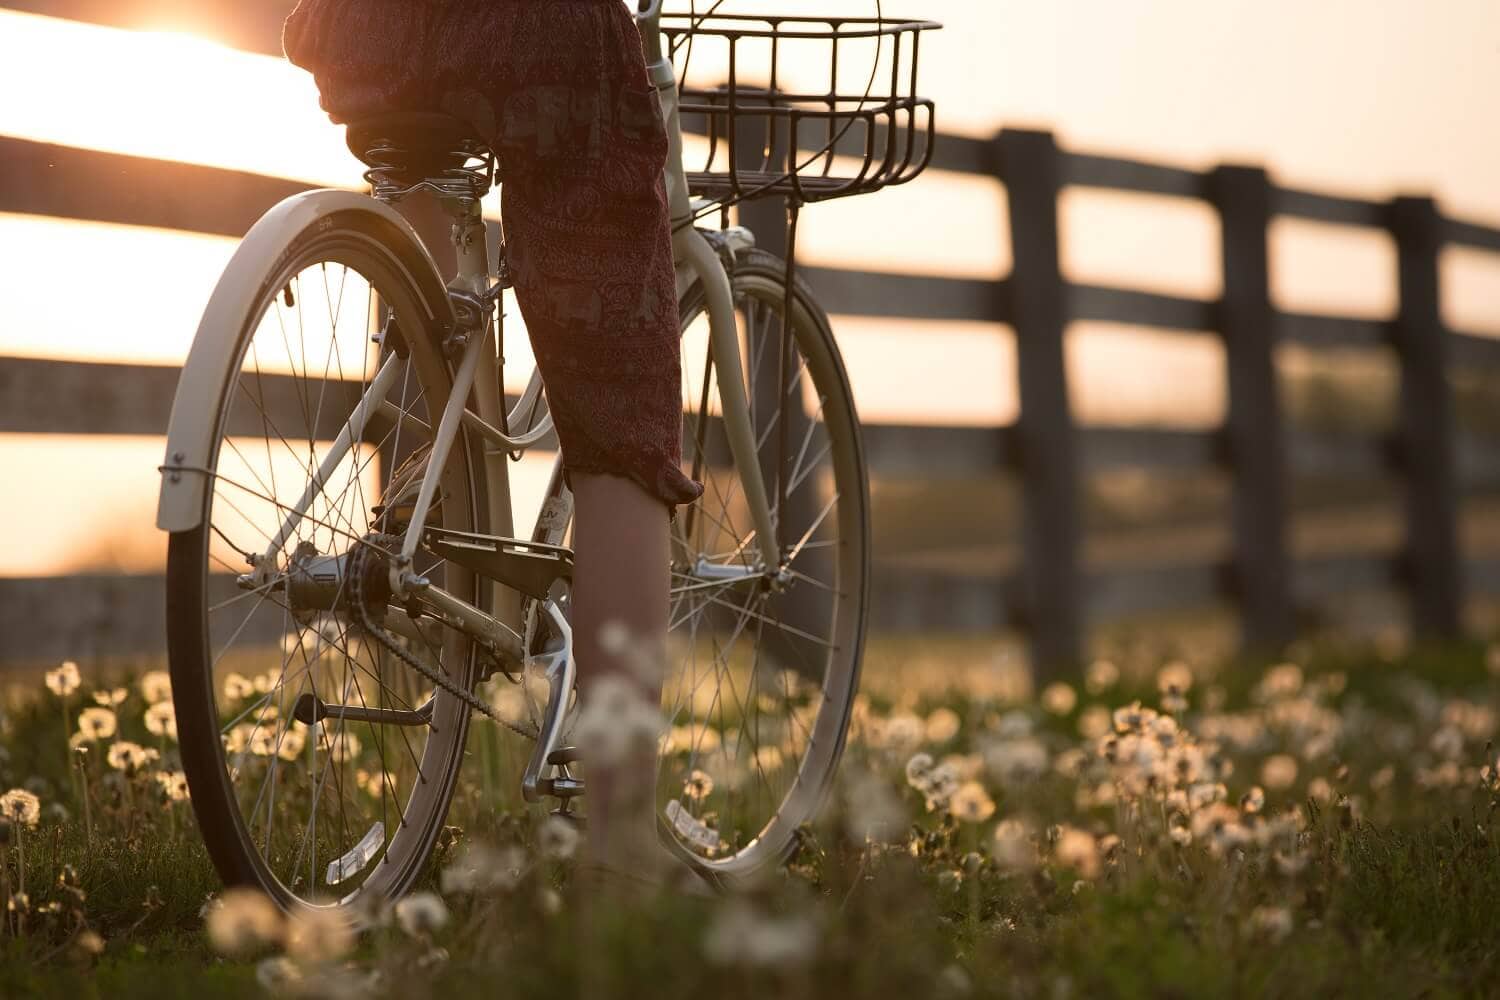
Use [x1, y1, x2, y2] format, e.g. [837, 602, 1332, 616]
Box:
[283, 0, 705, 517]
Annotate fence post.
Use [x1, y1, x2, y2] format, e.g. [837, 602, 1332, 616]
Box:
[996, 129, 1082, 675]
[1390, 195, 1462, 637]
[1210, 165, 1294, 650]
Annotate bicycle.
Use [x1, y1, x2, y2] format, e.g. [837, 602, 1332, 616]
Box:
[156, 1, 938, 913]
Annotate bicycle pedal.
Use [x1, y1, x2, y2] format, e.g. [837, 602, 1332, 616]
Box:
[546, 746, 583, 767]
[537, 775, 585, 799]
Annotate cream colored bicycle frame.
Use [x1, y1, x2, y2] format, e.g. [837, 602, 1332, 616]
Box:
[156, 1, 781, 657]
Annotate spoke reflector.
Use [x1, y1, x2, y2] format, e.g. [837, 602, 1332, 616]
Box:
[326, 821, 385, 885]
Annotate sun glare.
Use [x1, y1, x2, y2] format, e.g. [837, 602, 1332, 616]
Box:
[0, 10, 359, 187]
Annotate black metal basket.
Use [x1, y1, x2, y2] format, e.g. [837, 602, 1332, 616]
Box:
[661, 12, 940, 208]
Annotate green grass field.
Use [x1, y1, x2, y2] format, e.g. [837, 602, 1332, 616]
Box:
[2, 634, 1499, 999]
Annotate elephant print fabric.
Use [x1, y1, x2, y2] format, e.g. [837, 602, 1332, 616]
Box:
[282, 0, 706, 517]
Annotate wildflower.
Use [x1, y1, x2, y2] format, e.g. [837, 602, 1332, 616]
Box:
[919, 762, 962, 811]
[1370, 764, 1395, 791]
[106, 741, 151, 772]
[144, 701, 178, 741]
[1085, 659, 1119, 694]
[1255, 663, 1303, 702]
[1261, 754, 1298, 790]
[76, 707, 118, 741]
[277, 727, 307, 761]
[1249, 905, 1293, 944]
[1041, 682, 1077, 716]
[285, 906, 355, 963]
[683, 769, 715, 801]
[925, 707, 962, 744]
[256, 957, 303, 993]
[843, 770, 905, 843]
[45, 661, 81, 697]
[74, 930, 105, 956]
[1157, 660, 1194, 695]
[703, 899, 818, 967]
[1053, 826, 1100, 879]
[982, 737, 1049, 784]
[1077, 706, 1112, 740]
[754, 746, 784, 773]
[1307, 777, 1333, 803]
[205, 888, 283, 957]
[879, 712, 925, 753]
[1112, 701, 1157, 734]
[0, 789, 41, 829]
[905, 752, 935, 787]
[440, 842, 527, 895]
[139, 670, 173, 705]
[537, 815, 581, 861]
[1239, 786, 1266, 814]
[572, 675, 664, 764]
[223, 673, 256, 701]
[992, 819, 1036, 871]
[948, 781, 996, 823]
[156, 771, 190, 802]
[394, 892, 450, 937]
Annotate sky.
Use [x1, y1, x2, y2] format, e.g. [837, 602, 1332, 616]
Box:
[0, 1, 1496, 576]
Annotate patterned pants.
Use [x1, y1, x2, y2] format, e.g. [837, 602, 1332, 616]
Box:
[283, 0, 705, 516]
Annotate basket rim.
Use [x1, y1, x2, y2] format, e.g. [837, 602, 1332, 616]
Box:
[659, 12, 943, 40]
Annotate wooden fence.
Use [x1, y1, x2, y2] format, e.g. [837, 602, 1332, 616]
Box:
[3, 2, 1500, 672]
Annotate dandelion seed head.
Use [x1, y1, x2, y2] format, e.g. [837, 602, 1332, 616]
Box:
[106, 741, 151, 772]
[139, 670, 173, 705]
[537, 816, 581, 861]
[993, 818, 1037, 871]
[948, 781, 996, 823]
[222, 673, 256, 701]
[45, 661, 81, 698]
[144, 701, 178, 741]
[284, 905, 355, 963]
[156, 771, 190, 802]
[1041, 682, 1077, 716]
[1053, 826, 1100, 879]
[76, 707, 118, 742]
[683, 769, 715, 801]
[1157, 660, 1194, 695]
[1249, 905, 1293, 944]
[394, 891, 450, 937]
[1085, 659, 1119, 694]
[204, 888, 283, 957]
[1260, 754, 1299, 790]
[440, 843, 527, 895]
[0, 789, 41, 829]
[92, 687, 128, 708]
[925, 707, 962, 744]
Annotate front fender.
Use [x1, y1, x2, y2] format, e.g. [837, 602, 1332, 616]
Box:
[156, 189, 451, 533]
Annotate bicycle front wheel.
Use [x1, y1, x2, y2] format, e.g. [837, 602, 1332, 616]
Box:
[660, 247, 871, 881]
[164, 199, 483, 912]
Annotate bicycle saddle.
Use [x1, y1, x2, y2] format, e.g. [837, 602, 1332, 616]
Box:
[345, 111, 493, 180]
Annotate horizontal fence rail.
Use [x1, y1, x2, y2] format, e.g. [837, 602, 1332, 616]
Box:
[2, 5, 1500, 669]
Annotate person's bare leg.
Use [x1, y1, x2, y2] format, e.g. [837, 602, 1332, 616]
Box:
[570, 470, 670, 877]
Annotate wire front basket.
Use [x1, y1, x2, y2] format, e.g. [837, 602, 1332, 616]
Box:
[662, 12, 940, 209]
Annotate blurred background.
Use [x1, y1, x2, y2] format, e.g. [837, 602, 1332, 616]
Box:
[1, 0, 1498, 672]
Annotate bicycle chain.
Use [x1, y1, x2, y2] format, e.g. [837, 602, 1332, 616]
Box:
[349, 543, 538, 742]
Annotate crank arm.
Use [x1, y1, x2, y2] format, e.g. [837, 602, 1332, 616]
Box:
[292, 691, 433, 728]
[521, 598, 577, 803]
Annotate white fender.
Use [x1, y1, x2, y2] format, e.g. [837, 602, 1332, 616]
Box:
[156, 189, 451, 533]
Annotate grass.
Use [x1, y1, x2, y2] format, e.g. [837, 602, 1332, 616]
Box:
[2, 634, 1500, 998]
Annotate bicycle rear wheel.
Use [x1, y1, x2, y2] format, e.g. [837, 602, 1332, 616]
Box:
[165, 201, 483, 912]
[662, 247, 870, 881]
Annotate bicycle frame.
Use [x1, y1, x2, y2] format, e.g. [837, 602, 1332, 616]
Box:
[156, 3, 783, 801]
